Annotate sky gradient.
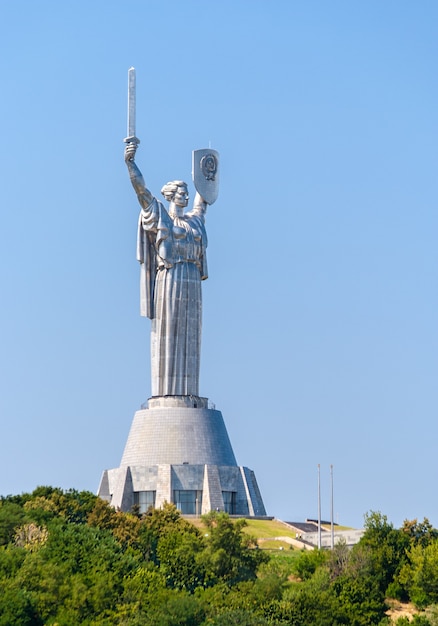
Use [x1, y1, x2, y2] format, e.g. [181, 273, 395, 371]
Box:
[0, 1, 437, 529]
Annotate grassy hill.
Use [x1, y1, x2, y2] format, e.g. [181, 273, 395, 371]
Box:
[190, 516, 304, 553]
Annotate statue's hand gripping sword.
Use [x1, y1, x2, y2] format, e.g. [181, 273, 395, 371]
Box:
[124, 67, 140, 146]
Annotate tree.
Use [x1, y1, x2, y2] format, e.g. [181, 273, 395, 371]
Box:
[269, 570, 344, 626]
[402, 519, 438, 548]
[142, 592, 205, 626]
[0, 586, 41, 626]
[14, 523, 48, 551]
[157, 529, 205, 591]
[207, 608, 271, 625]
[359, 511, 410, 595]
[199, 512, 268, 586]
[399, 542, 438, 608]
[0, 502, 27, 546]
[15, 520, 138, 623]
[141, 502, 200, 565]
[292, 548, 328, 580]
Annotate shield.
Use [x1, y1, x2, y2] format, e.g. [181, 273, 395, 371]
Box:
[192, 148, 220, 205]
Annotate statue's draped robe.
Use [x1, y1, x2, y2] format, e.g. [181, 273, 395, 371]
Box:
[137, 198, 208, 397]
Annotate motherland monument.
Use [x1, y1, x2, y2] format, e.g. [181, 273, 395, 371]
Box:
[98, 69, 266, 516]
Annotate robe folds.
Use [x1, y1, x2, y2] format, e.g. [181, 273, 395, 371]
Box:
[137, 197, 208, 397]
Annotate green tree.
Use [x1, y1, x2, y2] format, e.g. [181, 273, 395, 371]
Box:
[359, 511, 410, 595]
[399, 542, 438, 608]
[200, 512, 268, 586]
[292, 547, 328, 580]
[402, 519, 438, 548]
[143, 592, 205, 626]
[0, 501, 27, 546]
[15, 520, 138, 623]
[207, 608, 271, 625]
[0, 586, 41, 626]
[0, 545, 26, 578]
[157, 528, 205, 591]
[42, 488, 97, 524]
[267, 569, 344, 626]
[395, 616, 432, 626]
[141, 502, 200, 564]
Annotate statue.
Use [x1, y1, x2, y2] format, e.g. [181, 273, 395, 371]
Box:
[97, 69, 266, 519]
[123, 69, 219, 398]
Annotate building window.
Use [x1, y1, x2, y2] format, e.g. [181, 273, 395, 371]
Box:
[222, 491, 236, 514]
[173, 490, 202, 515]
[134, 491, 156, 514]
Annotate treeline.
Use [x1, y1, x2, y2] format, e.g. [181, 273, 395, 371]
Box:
[1, 488, 438, 625]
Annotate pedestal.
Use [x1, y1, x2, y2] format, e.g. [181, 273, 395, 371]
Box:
[98, 396, 266, 516]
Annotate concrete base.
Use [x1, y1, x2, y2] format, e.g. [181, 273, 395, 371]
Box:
[98, 396, 266, 517]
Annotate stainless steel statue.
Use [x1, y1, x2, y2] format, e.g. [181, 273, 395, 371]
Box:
[97, 69, 265, 519]
[124, 68, 219, 398]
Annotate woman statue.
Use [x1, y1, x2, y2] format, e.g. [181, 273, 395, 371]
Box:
[124, 142, 209, 398]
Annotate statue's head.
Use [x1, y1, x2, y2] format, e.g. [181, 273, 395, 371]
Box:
[161, 181, 189, 209]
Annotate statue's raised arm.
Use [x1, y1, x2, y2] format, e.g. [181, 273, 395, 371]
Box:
[124, 143, 153, 208]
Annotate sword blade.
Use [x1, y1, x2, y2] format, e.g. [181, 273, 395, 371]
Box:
[127, 67, 136, 138]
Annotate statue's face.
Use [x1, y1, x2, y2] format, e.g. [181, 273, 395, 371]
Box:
[174, 185, 189, 208]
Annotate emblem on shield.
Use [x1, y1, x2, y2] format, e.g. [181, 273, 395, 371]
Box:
[192, 148, 220, 205]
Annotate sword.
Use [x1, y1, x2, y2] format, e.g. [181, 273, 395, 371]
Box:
[124, 67, 140, 145]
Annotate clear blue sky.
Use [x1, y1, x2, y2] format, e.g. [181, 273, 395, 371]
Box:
[0, 0, 437, 529]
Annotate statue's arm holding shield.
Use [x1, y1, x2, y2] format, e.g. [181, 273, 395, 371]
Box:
[189, 190, 208, 218]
